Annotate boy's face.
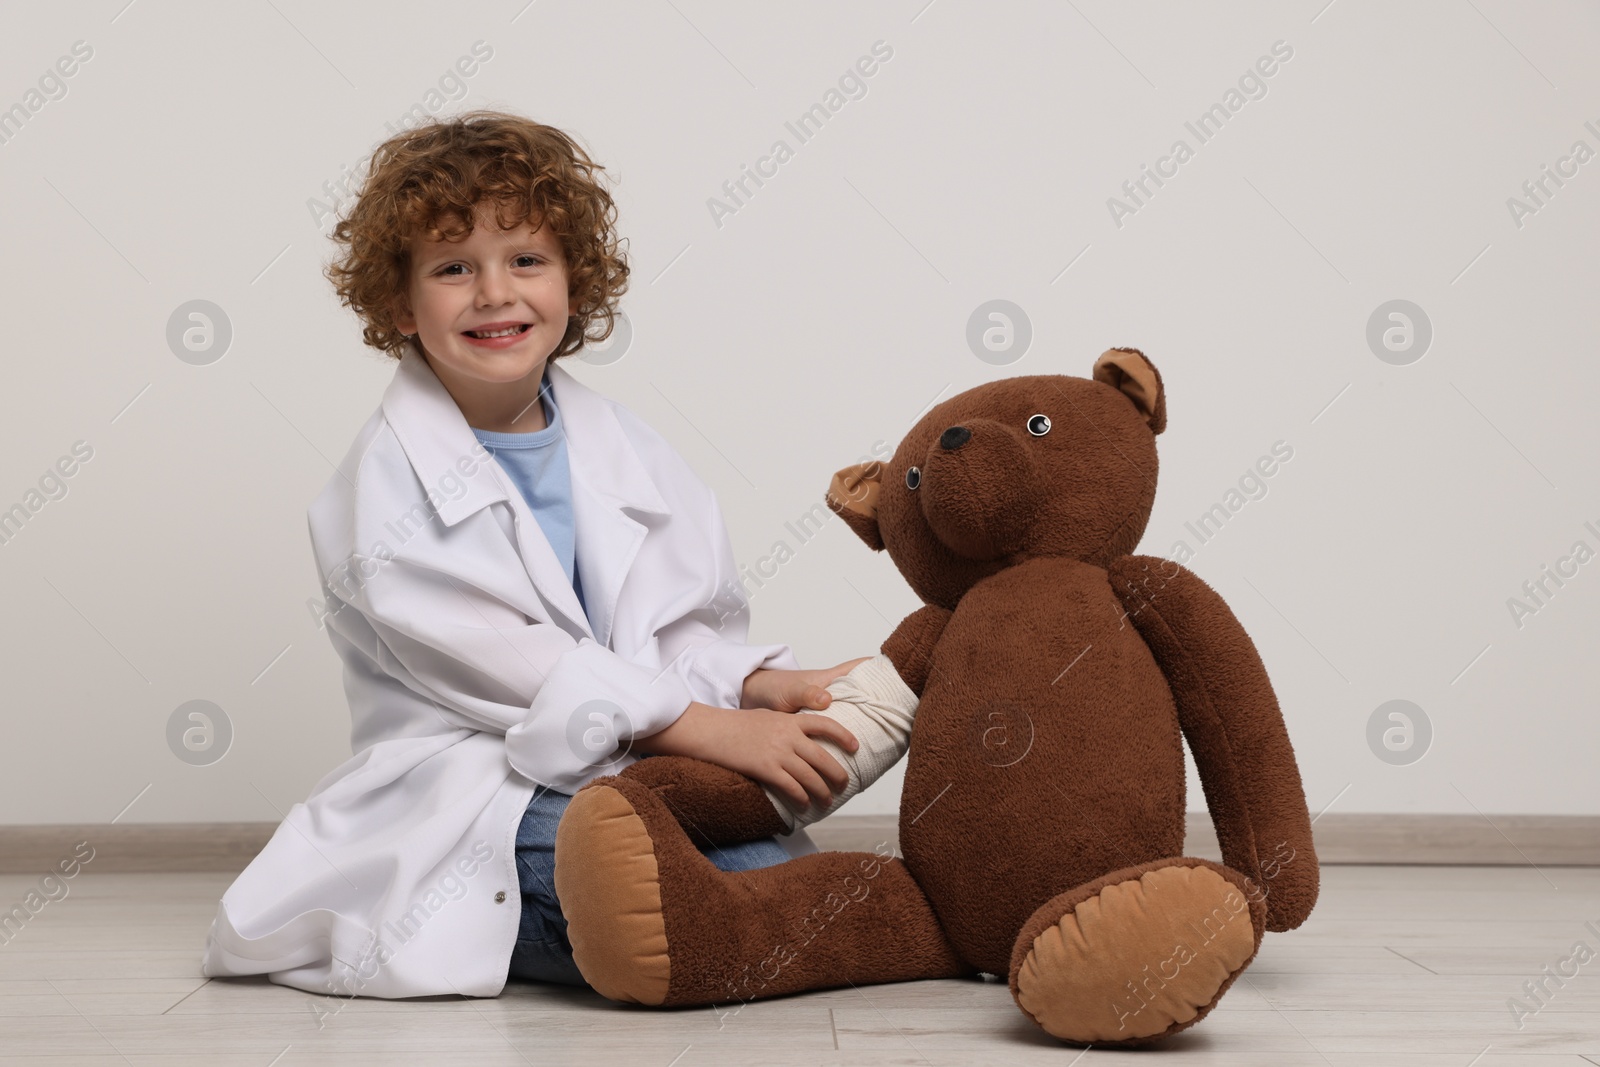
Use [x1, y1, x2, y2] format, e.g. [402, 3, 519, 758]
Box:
[393, 201, 579, 391]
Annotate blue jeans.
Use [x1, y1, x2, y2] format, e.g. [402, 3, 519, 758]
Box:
[507, 772, 792, 986]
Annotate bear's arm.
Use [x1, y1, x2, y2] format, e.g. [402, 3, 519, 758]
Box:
[1107, 555, 1319, 932]
[880, 604, 953, 696]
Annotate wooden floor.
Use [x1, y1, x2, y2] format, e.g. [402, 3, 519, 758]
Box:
[0, 866, 1597, 1065]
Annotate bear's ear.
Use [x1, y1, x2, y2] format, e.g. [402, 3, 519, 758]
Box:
[1092, 347, 1167, 435]
[825, 461, 885, 551]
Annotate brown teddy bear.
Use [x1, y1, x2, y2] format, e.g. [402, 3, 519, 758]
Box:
[553, 348, 1319, 1046]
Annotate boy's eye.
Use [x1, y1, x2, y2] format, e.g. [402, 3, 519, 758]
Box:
[437, 255, 543, 276]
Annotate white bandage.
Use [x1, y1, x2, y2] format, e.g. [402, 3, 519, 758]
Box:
[762, 654, 918, 832]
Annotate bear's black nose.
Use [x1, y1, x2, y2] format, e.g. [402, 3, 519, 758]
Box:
[939, 426, 971, 450]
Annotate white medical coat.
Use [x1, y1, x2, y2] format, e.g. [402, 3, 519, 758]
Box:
[200, 343, 811, 998]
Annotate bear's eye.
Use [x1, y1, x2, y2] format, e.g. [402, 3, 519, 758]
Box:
[905, 466, 921, 490]
[1027, 413, 1052, 436]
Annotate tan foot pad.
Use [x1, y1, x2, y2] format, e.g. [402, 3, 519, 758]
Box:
[1015, 865, 1256, 1043]
[553, 784, 671, 1004]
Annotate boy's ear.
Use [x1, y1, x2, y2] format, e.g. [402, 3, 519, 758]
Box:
[825, 461, 885, 551]
[1092, 346, 1167, 435]
[390, 293, 416, 337]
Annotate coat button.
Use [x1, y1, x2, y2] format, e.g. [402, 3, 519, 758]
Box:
[494, 891, 507, 903]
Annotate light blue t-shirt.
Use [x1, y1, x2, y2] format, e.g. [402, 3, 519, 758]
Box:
[472, 375, 586, 615]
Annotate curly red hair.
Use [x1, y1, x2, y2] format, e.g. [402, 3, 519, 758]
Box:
[324, 110, 630, 361]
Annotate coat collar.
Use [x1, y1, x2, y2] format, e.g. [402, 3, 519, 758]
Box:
[381, 340, 671, 527]
[380, 341, 672, 646]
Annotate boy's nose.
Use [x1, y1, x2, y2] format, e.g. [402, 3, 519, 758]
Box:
[939, 426, 971, 450]
[477, 269, 513, 302]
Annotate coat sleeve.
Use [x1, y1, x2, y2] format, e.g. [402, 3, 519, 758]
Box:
[326, 549, 709, 791]
[607, 404, 801, 710]
[320, 480, 793, 793]
[663, 482, 801, 710]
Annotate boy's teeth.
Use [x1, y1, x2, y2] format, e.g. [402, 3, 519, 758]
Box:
[469, 325, 526, 338]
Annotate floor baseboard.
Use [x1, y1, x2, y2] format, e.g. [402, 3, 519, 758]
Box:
[0, 823, 278, 875]
[808, 813, 1600, 867]
[1, 813, 1595, 874]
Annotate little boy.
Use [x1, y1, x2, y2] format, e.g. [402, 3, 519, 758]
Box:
[200, 110, 917, 999]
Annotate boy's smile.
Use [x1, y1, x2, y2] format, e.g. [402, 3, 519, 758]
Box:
[393, 200, 579, 434]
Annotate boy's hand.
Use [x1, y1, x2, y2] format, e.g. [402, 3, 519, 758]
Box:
[633, 701, 859, 810]
[741, 658, 871, 713]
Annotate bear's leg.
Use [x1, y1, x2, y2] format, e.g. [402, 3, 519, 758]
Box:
[1007, 857, 1266, 1047]
[556, 771, 973, 1007]
[616, 755, 790, 849]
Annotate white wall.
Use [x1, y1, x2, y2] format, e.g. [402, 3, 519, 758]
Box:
[1, 1, 1595, 826]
